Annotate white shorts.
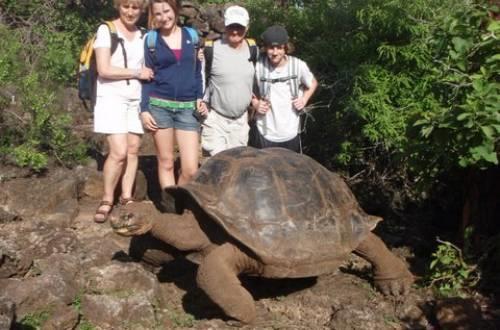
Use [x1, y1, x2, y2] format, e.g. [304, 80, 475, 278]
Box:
[201, 110, 249, 156]
[93, 96, 144, 134]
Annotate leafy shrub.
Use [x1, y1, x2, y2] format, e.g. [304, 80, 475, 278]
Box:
[0, 73, 87, 171]
[427, 231, 480, 297]
[18, 310, 50, 329]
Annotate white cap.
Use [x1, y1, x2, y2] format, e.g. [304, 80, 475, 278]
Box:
[224, 6, 249, 27]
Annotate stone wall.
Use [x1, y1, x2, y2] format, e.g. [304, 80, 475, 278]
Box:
[179, 1, 231, 41]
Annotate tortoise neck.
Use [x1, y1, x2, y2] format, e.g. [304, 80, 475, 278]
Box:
[151, 211, 212, 252]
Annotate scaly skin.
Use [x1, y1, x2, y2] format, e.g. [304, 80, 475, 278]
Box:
[110, 202, 414, 324]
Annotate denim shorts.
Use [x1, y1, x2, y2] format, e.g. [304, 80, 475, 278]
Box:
[149, 104, 200, 131]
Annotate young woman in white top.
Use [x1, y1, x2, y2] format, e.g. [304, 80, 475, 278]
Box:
[93, 0, 154, 223]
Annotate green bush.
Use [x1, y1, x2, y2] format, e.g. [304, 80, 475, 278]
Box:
[0, 73, 87, 171]
[427, 232, 480, 297]
[0, 0, 115, 171]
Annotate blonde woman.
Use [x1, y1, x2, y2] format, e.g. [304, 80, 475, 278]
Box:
[140, 0, 206, 203]
[93, 0, 154, 223]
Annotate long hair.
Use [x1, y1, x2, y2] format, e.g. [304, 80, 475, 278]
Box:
[148, 0, 180, 29]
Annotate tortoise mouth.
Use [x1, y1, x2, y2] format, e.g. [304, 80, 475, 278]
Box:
[110, 211, 150, 236]
[109, 213, 132, 231]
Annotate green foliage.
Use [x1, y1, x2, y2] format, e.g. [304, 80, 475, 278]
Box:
[18, 310, 50, 330]
[0, 25, 22, 84]
[0, 0, 117, 172]
[427, 232, 480, 297]
[2, 0, 115, 83]
[251, 0, 500, 202]
[72, 291, 83, 313]
[77, 320, 97, 330]
[341, 1, 499, 184]
[168, 309, 195, 328]
[0, 72, 87, 171]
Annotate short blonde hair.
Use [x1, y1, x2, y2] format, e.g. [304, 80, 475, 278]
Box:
[113, 0, 148, 12]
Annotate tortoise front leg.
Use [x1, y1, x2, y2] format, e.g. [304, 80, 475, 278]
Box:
[196, 243, 262, 324]
[129, 234, 182, 266]
[354, 233, 414, 295]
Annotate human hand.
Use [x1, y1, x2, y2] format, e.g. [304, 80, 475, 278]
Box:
[140, 111, 158, 131]
[197, 99, 208, 117]
[197, 48, 205, 62]
[137, 67, 154, 81]
[256, 99, 270, 115]
[292, 97, 306, 111]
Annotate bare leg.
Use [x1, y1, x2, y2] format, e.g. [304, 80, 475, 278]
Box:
[176, 129, 199, 185]
[120, 133, 141, 199]
[354, 232, 413, 295]
[153, 128, 176, 189]
[95, 134, 128, 222]
[196, 243, 262, 324]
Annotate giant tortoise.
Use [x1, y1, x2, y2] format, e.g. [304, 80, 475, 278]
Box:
[111, 147, 413, 323]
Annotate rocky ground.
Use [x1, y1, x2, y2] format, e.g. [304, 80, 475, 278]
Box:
[0, 159, 498, 330]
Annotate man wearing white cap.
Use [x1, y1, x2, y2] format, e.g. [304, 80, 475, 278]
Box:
[201, 5, 256, 156]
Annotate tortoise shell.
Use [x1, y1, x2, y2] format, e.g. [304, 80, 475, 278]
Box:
[178, 147, 380, 277]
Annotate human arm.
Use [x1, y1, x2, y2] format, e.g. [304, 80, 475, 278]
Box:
[292, 60, 318, 112]
[94, 25, 153, 80]
[197, 99, 208, 116]
[251, 94, 271, 115]
[194, 47, 204, 100]
[292, 76, 318, 111]
[140, 38, 155, 114]
[250, 76, 270, 116]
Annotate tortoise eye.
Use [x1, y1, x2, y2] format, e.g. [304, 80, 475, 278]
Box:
[120, 212, 134, 221]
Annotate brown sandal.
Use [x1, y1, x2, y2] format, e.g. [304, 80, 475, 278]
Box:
[94, 200, 113, 223]
[118, 196, 136, 206]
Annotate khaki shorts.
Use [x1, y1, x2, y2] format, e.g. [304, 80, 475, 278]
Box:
[201, 110, 249, 156]
[93, 96, 144, 134]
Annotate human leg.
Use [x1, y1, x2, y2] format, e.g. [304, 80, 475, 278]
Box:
[152, 128, 176, 189]
[201, 110, 229, 156]
[227, 112, 249, 149]
[95, 133, 128, 222]
[176, 129, 200, 185]
[173, 109, 200, 185]
[120, 133, 142, 202]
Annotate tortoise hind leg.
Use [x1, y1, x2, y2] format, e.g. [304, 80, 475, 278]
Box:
[354, 232, 414, 295]
[196, 243, 262, 324]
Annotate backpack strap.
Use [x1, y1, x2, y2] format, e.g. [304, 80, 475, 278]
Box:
[183, 26, 200, 76]
[204, 38, 257, 86]
[245, 38, 258, 66]
[146, 29, 158, 63]
[183, 26, 200, 48]
[103, 21, 119, 55]
[203, 39, 215, 87]
[288, 56, 300, 98]
[256, 56, 272, 99]
[102, 21, 130, 85]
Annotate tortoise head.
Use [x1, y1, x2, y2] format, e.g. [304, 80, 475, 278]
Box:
[110, 202, 155, 236]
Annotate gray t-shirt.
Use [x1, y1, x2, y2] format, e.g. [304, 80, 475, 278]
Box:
[206, 39, 255, 118]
